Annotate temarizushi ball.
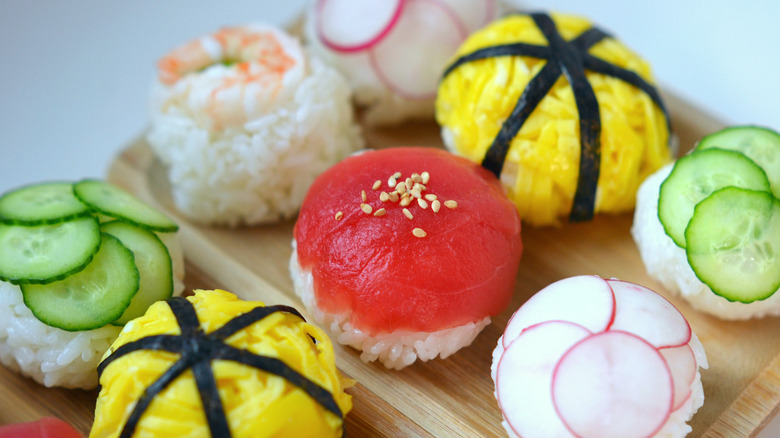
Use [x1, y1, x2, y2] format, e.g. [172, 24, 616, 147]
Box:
[291, 147, 522, 369]
[90, 289, 352, 438]
[436, 12, 672, 225]
[148, 23, 363, 226]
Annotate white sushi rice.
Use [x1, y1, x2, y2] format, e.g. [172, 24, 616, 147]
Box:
[632, 164, 780, 319]
[147, 49, 363, 226]
[290, 240, 490, 370]
[0, 233, 185, 389]
[490, 330, 708, 438]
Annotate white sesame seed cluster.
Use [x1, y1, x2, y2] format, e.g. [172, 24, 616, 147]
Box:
[335, 170, 458, 238]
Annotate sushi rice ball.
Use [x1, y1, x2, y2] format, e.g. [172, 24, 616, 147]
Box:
[632, 126, 780, 319]
[0, 180, 184, 389]
[148, 22, 363, 226]
[291, 147, 522, 369]
[91, 289, 352, 438]
[436, 12, 672, 225]
[305, 0, 499, 125]
[492, 276, 707, 438]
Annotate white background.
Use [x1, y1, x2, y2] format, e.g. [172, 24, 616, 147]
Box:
[1, 0, 779, 434]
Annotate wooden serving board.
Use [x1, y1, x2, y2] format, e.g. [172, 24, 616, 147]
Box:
[2, 92, 779, 437]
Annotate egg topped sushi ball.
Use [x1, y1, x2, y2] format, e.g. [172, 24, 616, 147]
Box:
[291, 147, 523, 369]
[91, 289, 352, 438]
[436, 12, 672, 225]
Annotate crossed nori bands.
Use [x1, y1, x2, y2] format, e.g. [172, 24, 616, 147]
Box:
[97, 297, 344, 438]
[442, 12, 672, 221]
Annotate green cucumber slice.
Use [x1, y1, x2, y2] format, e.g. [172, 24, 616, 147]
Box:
[685, 187, 780, 303]
[0, 216, 101, 284]
[658, 148, 771, 247]
[102, 221, 173, 325]
[73, 180, 178, 232]
[696, 125, 780, 197]
[0, 182, 90, 225]
[21, 233, 139, 331]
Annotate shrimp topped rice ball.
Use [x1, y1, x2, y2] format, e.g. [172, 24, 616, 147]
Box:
[148, 23, 363, 226]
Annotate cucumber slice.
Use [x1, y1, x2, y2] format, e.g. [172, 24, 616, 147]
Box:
[0, 216, 101, 284]
[73, 180, 178, 232]
[101, 220, 173, 325]
[685, 187, 780, 303]
[0, 182, 90, 225]
[697, 125, 780, 197]
[21, 233, 140, 331]
[658, 148, 771, 247]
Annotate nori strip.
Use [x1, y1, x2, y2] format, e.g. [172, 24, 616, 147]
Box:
[97, 297, 344, 438]
[441, 11, 671, 221]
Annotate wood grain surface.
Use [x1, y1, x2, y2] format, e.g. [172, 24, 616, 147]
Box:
[1, 92, 778, 437]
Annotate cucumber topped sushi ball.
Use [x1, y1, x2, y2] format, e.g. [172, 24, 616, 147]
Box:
[148, 23, 363, 226]
[91, 290, 352, 438]
[436, 12, 673, 225]
[305, 0, 498, 126]
[632, 126, 780, 319]
[291, 147, 523, 369]
[0, 180, 184, 389]
[492, 276, 707, 438]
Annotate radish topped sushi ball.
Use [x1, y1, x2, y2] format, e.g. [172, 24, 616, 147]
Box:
[305, 0, 498, 125]
[492, 276, 707, 438]
[148, 23, 363, 226]
[291, 147, 522, 369]
[436, 12, 672, 225]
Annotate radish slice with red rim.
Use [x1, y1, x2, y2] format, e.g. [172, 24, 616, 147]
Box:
[502, 275, 614, 347]
[496, 321, 590, 438]
[607, 279, 692, 348]
[552, 331, 674, 438]
[659, 344, 697, 411]
[316, 0, 404, 53]
[368, 0, 467, 100]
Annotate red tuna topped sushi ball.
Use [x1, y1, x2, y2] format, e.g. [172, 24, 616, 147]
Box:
[291, 147, 522, 369]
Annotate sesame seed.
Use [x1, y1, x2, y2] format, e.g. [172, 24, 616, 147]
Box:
[418, 198, 428, 209]
[388, 176, 397, 188]
[432, 200, 441, 213]
[421, 171, 430, 184]
[399, 197, 411, 207]
[372, 180, 382, 190]
[411, 188, 422, 199]
[416, 183, 427, 191]
[335, 211, 344, 220]
[444, 200, 458, 209]
[403, 208, 413, 220]
[395, 182, 406, 194]
[380, 191, 390, 202]
[405, 178, 414, 190]
[393, 171, 402, 179]
[374, 208, 386, 217]
[361, 203, 372, 214]
[412, 228, 427, 238]
[361, 190, 367, 202]
[411, 173, 422, 183]
[425, 194, 437, 201]
[389, 192, 400, 202]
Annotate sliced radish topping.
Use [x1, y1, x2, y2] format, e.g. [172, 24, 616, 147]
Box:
[438, 0, 497, 32]
[552, 331, 674, 438]
[316, 0, 404, 53]
[607, 279, 692, 348]
[503, 275, 614, 347]
[368, 0, 467, 100]
[496, 321, 590, 438]
[659, 344, 697, 411]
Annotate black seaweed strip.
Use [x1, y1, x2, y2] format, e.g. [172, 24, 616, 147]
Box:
[211, 305, 305, 341]
[167, 296, 202, 337]
[119, 356, 195, 438]
[583, 54, 673, 132]
[215, 346, 344, 419]
[192, 359, 231, 438]
[481, 61, 561, 176]
[97, 335, 183, 377]
[532, 13, 602, 221]
[570, 27, 610, 50]
[441, 43, 550, 79]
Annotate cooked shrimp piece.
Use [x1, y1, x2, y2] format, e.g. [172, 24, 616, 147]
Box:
[155, 24, 305, 129]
